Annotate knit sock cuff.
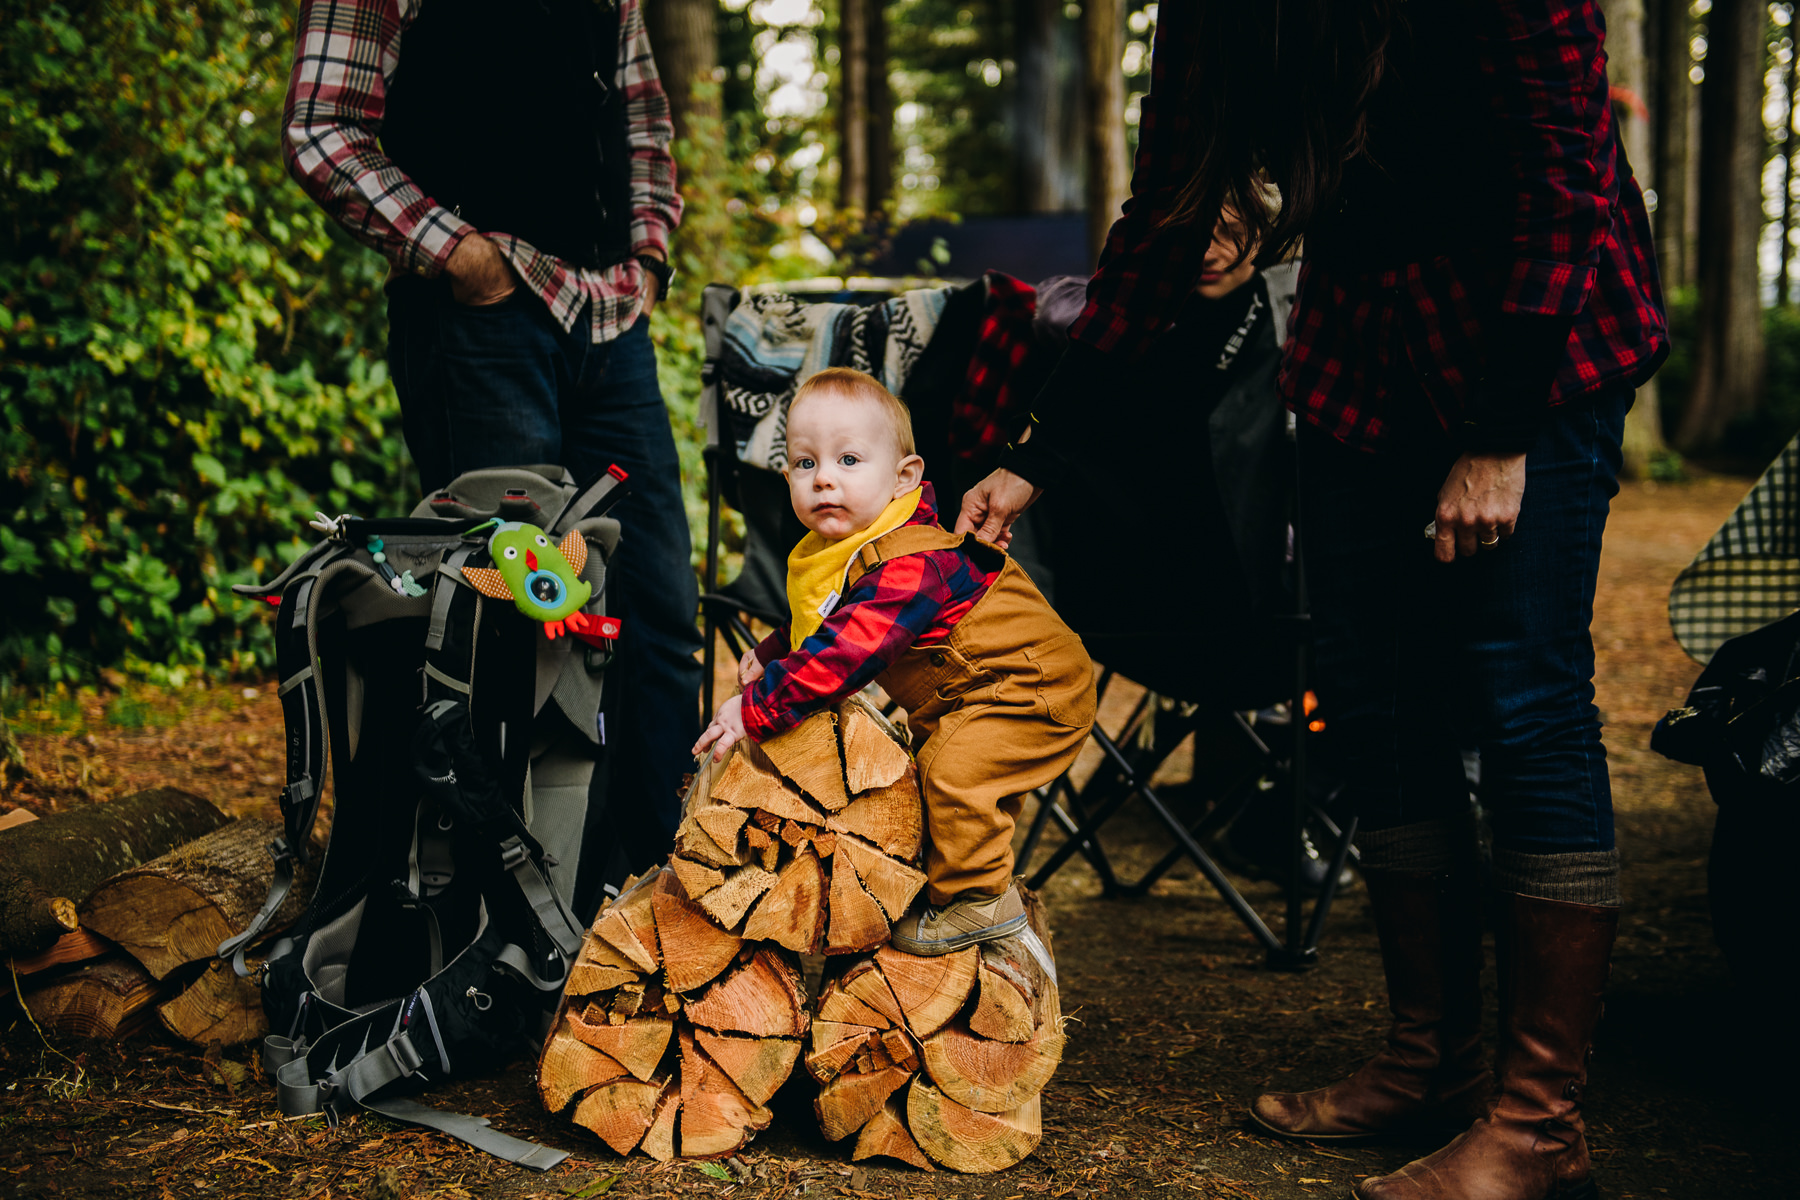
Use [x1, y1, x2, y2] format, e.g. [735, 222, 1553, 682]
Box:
[1490, 848, 1621, 907]
[1355, 819, 1463, 873]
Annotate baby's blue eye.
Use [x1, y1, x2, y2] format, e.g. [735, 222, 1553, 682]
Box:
[839, 454, 858, 467]
[795, 456, 814, 470]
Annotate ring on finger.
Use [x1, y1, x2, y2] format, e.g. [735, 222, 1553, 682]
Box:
[1479, 531, 1501, 546]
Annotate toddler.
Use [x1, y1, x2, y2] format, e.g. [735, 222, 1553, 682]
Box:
[695, 367, 1096, 955]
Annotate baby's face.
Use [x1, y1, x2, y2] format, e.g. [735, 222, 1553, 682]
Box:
[785, 389, 922, 541]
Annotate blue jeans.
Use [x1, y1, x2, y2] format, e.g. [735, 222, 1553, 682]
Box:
[1298, 385, 1630, 854]
[387, 281, 702, 856]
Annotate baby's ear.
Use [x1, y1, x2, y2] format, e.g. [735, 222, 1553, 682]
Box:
[895, 453, 925, 493]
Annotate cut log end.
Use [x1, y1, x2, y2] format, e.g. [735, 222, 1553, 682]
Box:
[907, 1080, 1042, 1173]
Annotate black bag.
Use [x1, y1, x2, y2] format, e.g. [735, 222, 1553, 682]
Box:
[217, 465, 633, 1168]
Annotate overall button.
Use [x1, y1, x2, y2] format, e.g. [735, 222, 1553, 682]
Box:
[929, 651, 948, 667]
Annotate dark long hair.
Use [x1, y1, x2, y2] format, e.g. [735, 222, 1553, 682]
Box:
[1163, 0, 1400, 263]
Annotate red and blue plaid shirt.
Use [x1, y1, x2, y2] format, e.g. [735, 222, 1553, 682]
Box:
[741, 485, 999, 741]
[281, 0, 681, 345]
[1067, 0, 1666, 450]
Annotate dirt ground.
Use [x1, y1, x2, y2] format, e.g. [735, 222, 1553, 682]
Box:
[2, 475, 1790, 1199]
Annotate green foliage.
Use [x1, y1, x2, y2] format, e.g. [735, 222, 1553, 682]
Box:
[1659, 289, 1800, 466]
[1, 0, 410, 686]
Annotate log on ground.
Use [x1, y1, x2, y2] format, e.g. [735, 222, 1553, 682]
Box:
[907, 1080, 1042, 1172]
[0, 788, 227, 958]
[21, 953, 172, 1039]
[80, 817, 317, 980]
[157, 960, 268, 1046]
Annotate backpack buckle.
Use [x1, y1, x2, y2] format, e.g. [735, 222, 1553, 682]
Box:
[499, 837, 531, 872]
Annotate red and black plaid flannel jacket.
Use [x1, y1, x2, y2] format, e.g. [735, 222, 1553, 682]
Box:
[740, 486, 999, 741]
[1058, 0, 1665, 455]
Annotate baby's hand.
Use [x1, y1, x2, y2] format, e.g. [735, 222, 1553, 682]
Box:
[692, 694, 749, 763]
[737, 647, 765, 690]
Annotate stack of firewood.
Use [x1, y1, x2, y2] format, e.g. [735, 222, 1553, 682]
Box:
[536, 695, 1065, 1172]
[3, 789, 314, 1045]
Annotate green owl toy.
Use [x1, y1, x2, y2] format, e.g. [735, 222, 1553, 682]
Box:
[461, 522, 620, 646]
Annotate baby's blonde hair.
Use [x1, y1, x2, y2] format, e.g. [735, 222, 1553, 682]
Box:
[789, 367, 916, 456]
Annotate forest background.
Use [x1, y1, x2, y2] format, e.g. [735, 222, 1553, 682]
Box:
[0, 0, 1791, 696]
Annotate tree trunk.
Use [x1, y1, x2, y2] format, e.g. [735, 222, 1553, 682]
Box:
[1780, 20, 1798, 305]
[1598, 0, 1670, 477]
[838, 0, 872, 212]
[643, 0, 720, 143]
[0, 788, 226, 957]
[867, 0, 893, 210]
[1678, 0, 1768, 451]
[79, 818, 315, 979]
[1652, 0, 1697, 290]
[1016, 0, 1065, 212]
[1082, 0, 1129, 265]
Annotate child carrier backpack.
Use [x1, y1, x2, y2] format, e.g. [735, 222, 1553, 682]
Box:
[218, 464, 635, 1169]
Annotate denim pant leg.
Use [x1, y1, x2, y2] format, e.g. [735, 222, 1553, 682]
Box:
[1299, 386, 1628, 854]
[563, 318, 703, 846]
[1448, 387, 1628, 853]
[387, 281, 570, 494]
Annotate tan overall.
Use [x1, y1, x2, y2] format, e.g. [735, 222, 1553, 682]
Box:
[848, 525, 1097, 905]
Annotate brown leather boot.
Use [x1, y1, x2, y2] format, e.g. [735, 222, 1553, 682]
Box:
[1250, 869, 1489, 1141]
[1353, 892, 1619, 1200]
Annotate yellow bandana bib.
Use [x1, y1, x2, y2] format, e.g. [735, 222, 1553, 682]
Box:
[786, 488, 923, 643]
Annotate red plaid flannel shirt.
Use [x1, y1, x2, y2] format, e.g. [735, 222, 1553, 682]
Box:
[740, 486, 1000, 741]
[951, 273, 1039, 461]
[1068, 0, 1666, 450]
[282, 0, 681, 345]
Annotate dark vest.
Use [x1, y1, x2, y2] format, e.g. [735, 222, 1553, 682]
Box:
[381, 0, 636, 270]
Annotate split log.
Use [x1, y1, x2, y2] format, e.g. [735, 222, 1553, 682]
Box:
[758, 713, 850, 811]
[593, 872, 662, 973]
[695, 806, 750, 859]
[710, 752, 830, 826]
[678, 1027, 774, 1158]
[806, 1021, 879, 1083]
[157, 961, 266, 1046]
[80, 818, 316, 980]
[837, 695, 912, 793]
[921, 1021, 1064, 1113]
[675, 812, 748, 869]
[640, 1081, 681, 1161]
[740, 849, 826, 954]
[853, 1097, 935, 1170]
[538, 1034, 631, 1113]
[907, 1081, 1041, 1173]
[838, 837, 926, 922]
[876, 944, 979, 1039]
[567, 1013, 674, 1082]
[574, 1077, 665, 1155]
[816, 1063, 914, 1141]
[20, 954, 171, 1039]
[827, 769, 923, 861]
[837, 959, 906, 1028]
[698, 866, 777, 930]
[651, 876, 742, 993]
[825, 859, 891, 955]
[684, 948, 807, 1038]
[669, 856, 725, 900]
[0, 788, 227, 957]
[6, 928, 113, 977]
[694, 1029, 802, 1106]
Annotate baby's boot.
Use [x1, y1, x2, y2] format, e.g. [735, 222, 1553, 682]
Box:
[889, 882, 1027, 956]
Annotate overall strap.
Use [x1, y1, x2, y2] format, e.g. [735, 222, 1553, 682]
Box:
[846, 525, 985, 590]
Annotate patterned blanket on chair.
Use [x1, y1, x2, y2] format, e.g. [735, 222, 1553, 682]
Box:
[717, 288, 950, 471]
